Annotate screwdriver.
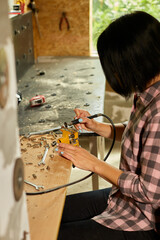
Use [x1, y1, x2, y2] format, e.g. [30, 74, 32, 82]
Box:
[67, 113, 103, 126]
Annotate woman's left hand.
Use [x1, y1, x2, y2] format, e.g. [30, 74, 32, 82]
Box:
[56, 143, 99, 172]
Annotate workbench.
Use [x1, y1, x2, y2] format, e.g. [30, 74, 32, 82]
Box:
[18, 57, 106, 240]
[21, 134, 72, 240]
[18, 57, 105, 135]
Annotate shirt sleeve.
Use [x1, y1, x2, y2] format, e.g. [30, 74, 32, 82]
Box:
[118, 115, 160, 204]
[122, 121, 128, 127]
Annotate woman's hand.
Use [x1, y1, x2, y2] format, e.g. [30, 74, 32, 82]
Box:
[74, 108, 98, 132]
[56, 143, 100, 172]
[56, 142, 123, 187]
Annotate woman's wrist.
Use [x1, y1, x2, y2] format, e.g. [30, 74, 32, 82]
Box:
[90, 120, 100, 132]
[94, 160, 123, 187]
[94, 122, 112, 138]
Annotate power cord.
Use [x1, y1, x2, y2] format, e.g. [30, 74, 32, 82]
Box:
[26, 113, 116, 195]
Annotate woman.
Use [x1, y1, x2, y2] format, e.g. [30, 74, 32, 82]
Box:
[57, 11, 160, 240]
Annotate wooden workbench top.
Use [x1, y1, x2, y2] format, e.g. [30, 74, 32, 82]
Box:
[18, 57, 106, 239]
[20, 134, 72, 240]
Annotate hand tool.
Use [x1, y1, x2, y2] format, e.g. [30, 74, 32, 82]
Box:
[28, 0, 42, 38]
[66, 113, 102, 127]
[27, 114, 102, 137]
[59, 12, 70, 31]
[24, 180, 44, 191]
[27, 126, 62, 137]
[38, 144, 49, 165]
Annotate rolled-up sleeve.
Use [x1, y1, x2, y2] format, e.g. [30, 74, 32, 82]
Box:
[118, 115, 160, 204]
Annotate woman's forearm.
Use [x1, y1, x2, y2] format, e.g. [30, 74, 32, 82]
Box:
[94, 122, 125, 141]
[93, 159, 123, 186]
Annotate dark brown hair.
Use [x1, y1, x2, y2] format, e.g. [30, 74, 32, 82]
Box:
[97, 11, 160, 97]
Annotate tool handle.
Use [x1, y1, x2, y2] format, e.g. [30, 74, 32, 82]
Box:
[70, 113, 102, 125]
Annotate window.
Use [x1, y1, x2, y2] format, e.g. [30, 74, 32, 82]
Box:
[92, 0, 160, 53]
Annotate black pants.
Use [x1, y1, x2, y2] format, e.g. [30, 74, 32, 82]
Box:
[58, 188, 159, 240]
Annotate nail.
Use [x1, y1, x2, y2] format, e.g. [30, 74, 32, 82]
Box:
[78, 118, 83, 123]
[55, 147, 59, 151]
[61, 151, 64, 154]
[79, 129, 82, 133]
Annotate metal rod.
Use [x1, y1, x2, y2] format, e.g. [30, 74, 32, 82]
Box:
[27, 126, 62, 137]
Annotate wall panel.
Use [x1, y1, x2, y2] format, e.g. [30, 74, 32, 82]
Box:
[32, 0, 90, 58]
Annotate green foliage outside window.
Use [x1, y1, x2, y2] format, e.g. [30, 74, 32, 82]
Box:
[92, 0, 160, 50]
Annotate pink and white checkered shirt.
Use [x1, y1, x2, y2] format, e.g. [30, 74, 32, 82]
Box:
[93, 81, 160, 233]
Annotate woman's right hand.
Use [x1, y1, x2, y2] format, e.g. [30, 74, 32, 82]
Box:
[73, 108, 98, 132]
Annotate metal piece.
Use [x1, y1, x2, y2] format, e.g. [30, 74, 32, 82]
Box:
[64, 121, 68, 128]
[34, 11, 42, 38]
[27, 126, 62, 137]
[84, 103, 90, 107]
[13, 158, 24, 201]
[24, 180, 44, 191]
[51, 141, 57, 147]
[38, 145, 49, 166]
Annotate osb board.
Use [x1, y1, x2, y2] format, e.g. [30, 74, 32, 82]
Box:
[20, 134, 72, 240]
[31, 0, 90, 59]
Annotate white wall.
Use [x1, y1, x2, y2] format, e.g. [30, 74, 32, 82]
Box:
[0, 0, 30, 239]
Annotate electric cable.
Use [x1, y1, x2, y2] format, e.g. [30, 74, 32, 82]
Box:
[26, 113, 116, 195]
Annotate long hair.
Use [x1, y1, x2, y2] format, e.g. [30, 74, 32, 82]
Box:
[97, 11, 160, 97]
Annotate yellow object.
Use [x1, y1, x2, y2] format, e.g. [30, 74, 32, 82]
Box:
[57, 128, 79, 146]
[16, 0, 25, 3]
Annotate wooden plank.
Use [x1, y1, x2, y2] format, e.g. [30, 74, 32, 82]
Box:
[20, 135, 72, 240]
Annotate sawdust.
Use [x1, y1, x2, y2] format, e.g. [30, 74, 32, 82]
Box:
[20, 134, 59, 192]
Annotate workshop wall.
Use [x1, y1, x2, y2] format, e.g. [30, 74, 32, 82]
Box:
[32, 0, 91, 59]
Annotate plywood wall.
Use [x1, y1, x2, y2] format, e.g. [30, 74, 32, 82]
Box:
[31, 0, 91, 59]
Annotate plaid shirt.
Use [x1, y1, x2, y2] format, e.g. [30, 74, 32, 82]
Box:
[93, 81, 160, 233]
